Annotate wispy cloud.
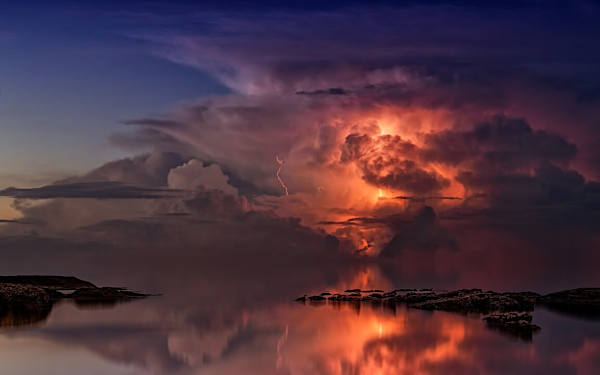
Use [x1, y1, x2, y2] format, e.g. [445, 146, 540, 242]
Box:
[0, 182, 179, 200]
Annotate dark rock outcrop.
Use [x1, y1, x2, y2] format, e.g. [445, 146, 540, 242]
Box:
[70, 287, 148, 308]
[0, 283, 52, 308]
[0, 283, 53, 328]
[294, 287, 600, 341]
[407, 290, 537, 313]
[0, 276, 149, 328]
[484, 312, 540, 341]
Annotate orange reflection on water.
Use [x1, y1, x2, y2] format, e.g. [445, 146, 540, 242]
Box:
[275, 300, 472, 375]
[3, 294, 599, 374]
[315, 267, 393, 296]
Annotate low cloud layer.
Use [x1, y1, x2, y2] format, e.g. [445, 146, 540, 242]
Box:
[0, 181, 178, 200]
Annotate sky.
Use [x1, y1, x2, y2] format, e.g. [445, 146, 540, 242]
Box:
[0, 0, 600, 290]
[0, 1, 229, 187]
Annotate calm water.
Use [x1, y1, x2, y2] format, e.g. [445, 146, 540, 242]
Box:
[0, 217, 599, 374]
[1, 272, 599, 374]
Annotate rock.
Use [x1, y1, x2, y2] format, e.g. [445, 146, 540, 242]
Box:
[0, 283, 51, 309]
[0, 283, 53, 327]
[301, 288, 540, 314]
[294, 286, 600, 342]
[295, 295, 307, 302]
[484, 311, 533, 324]
[294, 287, 553, 342]
[69, 287, 147, 307]
[409, 290, 537, 313]
[394, 290, 440, 304]
[483, 311, 541, 341]
[0, 276, 149, 328]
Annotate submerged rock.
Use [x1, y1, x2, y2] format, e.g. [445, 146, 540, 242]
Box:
[483, 312, 541, 341]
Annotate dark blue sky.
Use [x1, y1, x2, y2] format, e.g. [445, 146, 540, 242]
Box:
[1, 2, 229, 184]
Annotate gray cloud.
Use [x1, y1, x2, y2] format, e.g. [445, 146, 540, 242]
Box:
[423, 116, 578, 169]
[295, 87, 350, 96]
[109, 128, 194, 153]
[121, 118, 185, 129]
[362, 159, 450, 194]
[0, 182, 178, 200]
[73, 152, 188, 187]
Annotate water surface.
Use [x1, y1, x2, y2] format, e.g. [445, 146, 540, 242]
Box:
[1, 274, 599, 374]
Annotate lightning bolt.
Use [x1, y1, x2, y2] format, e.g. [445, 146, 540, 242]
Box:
[275, 155, 289, 196]
[276, 324, 289, 369]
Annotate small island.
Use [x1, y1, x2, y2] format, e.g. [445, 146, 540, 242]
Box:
[0, 275, 150, 328]
[295, 287, 600, 341]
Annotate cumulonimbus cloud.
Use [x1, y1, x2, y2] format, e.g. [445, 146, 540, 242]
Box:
[2, 3, 600, 289]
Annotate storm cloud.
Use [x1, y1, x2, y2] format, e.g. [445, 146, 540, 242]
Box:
[2, 1, 600, 292]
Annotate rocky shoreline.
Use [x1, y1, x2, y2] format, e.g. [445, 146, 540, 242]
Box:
[0, 276, 149, 328]
[295, 287, 600, 341]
